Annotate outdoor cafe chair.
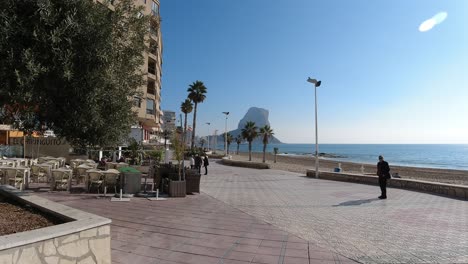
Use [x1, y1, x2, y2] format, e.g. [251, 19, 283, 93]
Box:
[51, 170, 71, 191]
[0, 169, 5, 185]
[6, 168, 23, 189]
[102, 171, 119, 194]
[31, 164, 47, 183]
[75, 166, 92, 184]
[87, 171, 104, 193]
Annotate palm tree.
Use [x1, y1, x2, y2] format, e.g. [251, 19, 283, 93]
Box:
[259, 125, 274, 163]
[235, 135, 242, 155]
[225, 133, 233, 154]
[180, 99, 193, 145]
[199, 137, 206, 149]
[241, 121, 258, 161]
[187, 81, 207, 149]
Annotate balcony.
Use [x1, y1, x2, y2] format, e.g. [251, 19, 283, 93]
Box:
[149, 41, 158, 57]
[146, 109, 155, 115]
[147, 81, 156, 95]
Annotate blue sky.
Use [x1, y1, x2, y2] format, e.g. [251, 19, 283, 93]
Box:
[159, 0, 468, 144]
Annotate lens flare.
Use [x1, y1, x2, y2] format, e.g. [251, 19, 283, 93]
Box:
[419, 19, 436, 32]
[419, 11, 448, 32]
[433, 12, 448, 24]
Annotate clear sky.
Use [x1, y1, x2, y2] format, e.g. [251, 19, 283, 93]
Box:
[159, 0, 468, 144]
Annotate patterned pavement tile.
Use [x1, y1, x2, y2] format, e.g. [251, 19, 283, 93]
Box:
[200, 161, 468, 263]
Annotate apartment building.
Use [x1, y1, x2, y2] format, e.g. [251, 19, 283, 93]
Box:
[132, 0, 164, 143]
[99, 0, 164, 143]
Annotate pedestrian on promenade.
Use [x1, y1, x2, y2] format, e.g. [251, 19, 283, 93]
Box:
[190, 155, 195, 169]
[203, 155, 209, 175]
[377, 155, 391, 199]
[195, 154, 202, 174]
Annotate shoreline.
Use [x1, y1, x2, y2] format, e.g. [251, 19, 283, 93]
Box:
[224, 151, 468, 186]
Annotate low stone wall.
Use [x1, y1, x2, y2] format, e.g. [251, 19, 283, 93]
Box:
[0, 186, 112, 264]
[306, 170, 468, 200]
[221, 158, 270, 169]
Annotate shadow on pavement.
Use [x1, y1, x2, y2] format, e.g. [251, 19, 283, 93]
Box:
[333, 198, 380, 207]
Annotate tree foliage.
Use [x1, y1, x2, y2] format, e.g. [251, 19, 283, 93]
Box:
[0, 0, 149, 148]
[259, 125, 274, 163]
[241, 121, 258, 161]
[180, 99, 193, 144]
[187, 80, 207, 149]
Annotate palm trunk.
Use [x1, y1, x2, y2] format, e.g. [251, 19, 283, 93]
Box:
[191, 102, 198, 149]
[274, 154, 277, 163]
[237, 144, 239, 155]
[184, 113, 188, 145]
[248, 141, 252, 161]
[227, 144, 230, 155]
[262, 144, 266, 163]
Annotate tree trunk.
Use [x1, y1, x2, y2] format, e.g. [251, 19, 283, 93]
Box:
[190, 102, 198, 149]
[184, 113, 188, 145]
[248, 141, 252, 161]
[227, 144, 230, 155]
[274, 154, 277, 163]
[262, 144, 266, 163]
[237, 144, 239, 155]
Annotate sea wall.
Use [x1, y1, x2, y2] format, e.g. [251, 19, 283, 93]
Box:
[306, 170, 468, 200]
[0, 186, 111, 264]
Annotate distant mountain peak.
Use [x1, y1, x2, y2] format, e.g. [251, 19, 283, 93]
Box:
[237, 107, 270, 130]
[217, 106, 281, 144]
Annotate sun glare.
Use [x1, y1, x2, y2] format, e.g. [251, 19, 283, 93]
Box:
[419, 11, 448, 32]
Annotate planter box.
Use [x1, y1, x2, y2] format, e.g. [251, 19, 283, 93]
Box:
[169, 181, 186, 197]
[186, 170, 201, 194]
[0, 185, 111, 263]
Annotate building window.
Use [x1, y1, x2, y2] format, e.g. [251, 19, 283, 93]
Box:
[151, 1, 159, 16]
[146, 99, 155, 115]
[149, 41, 158, 56]
[133, 97, 142, 107]
[147, 81, 156, 95]
[148, 59, 156, 75]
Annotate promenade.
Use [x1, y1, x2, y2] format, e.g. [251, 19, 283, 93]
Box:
[203, 161, 468, 263]
[38, 160, 468, 263]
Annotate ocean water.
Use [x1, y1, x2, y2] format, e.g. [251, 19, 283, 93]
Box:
[217, 143, 468, 171]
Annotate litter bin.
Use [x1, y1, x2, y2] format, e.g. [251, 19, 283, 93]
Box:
[118, 167, 142, 194]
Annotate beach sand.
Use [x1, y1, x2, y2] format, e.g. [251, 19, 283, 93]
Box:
[228, 152, 468, 186]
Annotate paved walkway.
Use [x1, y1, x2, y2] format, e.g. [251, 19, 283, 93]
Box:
[39, 190, 355, 263]
[201, 161, 468, 264]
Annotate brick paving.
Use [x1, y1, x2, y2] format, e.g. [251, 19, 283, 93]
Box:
[35, 160, 468, 264]
[38, 190, 356, 264]
[201, 161, 468, 264]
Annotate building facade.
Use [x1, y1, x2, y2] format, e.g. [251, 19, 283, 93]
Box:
[99, 0, 164, 144]
[133, 0, 164, 143]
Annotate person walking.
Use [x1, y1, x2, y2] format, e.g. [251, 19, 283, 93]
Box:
[377, 155, 391, 199]
[194, 154, 202, 174]
[203, 155, 209, 175]
[189, 155, 195, 169]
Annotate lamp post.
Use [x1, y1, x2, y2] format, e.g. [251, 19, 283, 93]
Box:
[222, 112, 229, 156]
[205, 122, 211, 151]
[307, 77, 322, 179]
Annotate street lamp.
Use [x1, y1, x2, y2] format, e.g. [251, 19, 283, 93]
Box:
[222, 112, 229, 156]
[205, 122, 211, 151]
[307, 77, 322, 179]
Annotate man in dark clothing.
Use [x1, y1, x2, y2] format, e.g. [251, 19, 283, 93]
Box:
[194, 154, 202, 174]
[203, 156, 209, 175]
[377, 155, 391, 199]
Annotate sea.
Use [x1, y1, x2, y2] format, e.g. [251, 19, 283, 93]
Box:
[216, 143, 468, 171]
